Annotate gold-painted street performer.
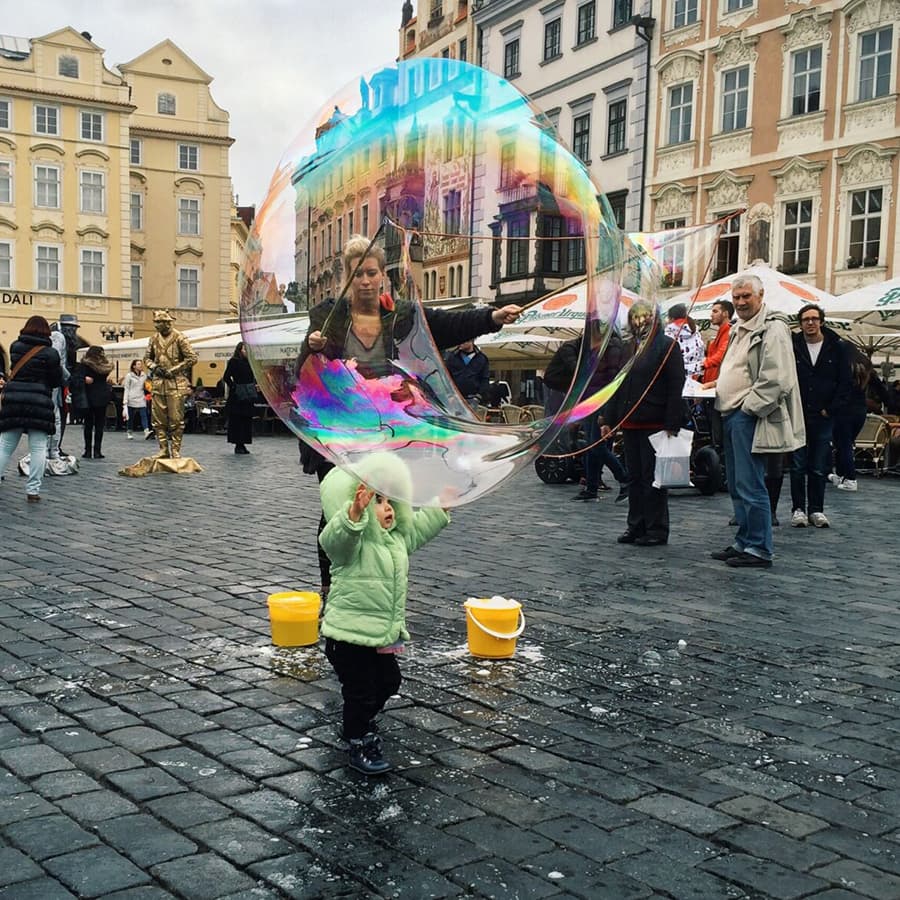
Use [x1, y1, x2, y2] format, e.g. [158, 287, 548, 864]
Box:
[144, 310, 198, 459]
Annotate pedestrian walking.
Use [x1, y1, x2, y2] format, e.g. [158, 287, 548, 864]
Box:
[223, 341, 256, 454]
[122, 359, 152, 439]
[70, 346, 114, 459]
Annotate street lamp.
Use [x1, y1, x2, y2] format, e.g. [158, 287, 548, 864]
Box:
[100, 324, 134, 343]
[631, 13, 656, 232]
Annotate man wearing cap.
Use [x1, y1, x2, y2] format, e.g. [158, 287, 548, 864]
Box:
[144, 311, 198, 458]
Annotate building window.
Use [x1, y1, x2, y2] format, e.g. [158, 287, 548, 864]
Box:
[507, 216, 529, 276]
[577, 2, 596, 44]
[721, 66, 749, 132]
[361, 203, 369, 235]
[80, 111, 103, 142]
[177, 267, 199, 308]
[791, 47, 822, 115]
[726, 0, 752, 10]
[81, 249, 104, 295]
[607, 99, 627, 155]
[130, 192, 143, 231]
[58, 55, 79, 78]
[130, 263, 142, 304]
[0, 160, 11, 204]
[848, 187, 882, 267]
[543, 216, 563, 273]
[430, 0, 443, 18]
[444, 189, 462, 234]
[613, 0, 633, 28]
[0, 99, 9, 130]
[782, 199, 812, 274]
[178, 144, 199, 171]
[668, 83, 693, 144]
[178, 197, 200, 235]
[673, 0, 698, 29]
[606, 190, 627, 229]
[0, 241, 11, 288]
[567, 221, 586, 273]
[158, 93, 176, 115]
[544, 19, 561, 60]
[35, 165, 60, 208]
[500, 141, 516, 187]
[36, 245, 60, 291]
[347, 210, 354, 235]
[80, 171, 105, 214]
[661, 219, 686, 287]
[34, 104, 59, 136]
[504, 39, 520, 78]
[459, 37, 467, 62]
[858, 27, 893, 101]
[715, 214, 741, 276]
[130, 139, 142, 165]
[573, 113, 591, 163]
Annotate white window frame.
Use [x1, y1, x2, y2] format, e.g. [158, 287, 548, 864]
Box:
[34, 164, 61, 209]
[673, 0, 698, 30]
[661, 219, 687, 287]
[34, 104, 60, 136]
[846, 186, 884, 267]
[130, 138, 142, 165]
[79, 170, 105, 214]
[177, 197, 201, 236]
[779, 198, 814, 274]
[177, 266, 200, 308]
[0, 158, 12, 204]
[35, 243, 61, 291]
[0, 97, 11, 131]
[719, 65, 750, 133]
[158, 93, 176, 115]
[856, 26, 894, 102]
[667, 82, 693, 144]
[80, 110, 104, 142]
[178, 143, 200, 171]
[130, 192, 143, 231]
[80, 247, 105, 295]
[724, 0, 752, 11]
[130, 263, 143, 305]
[790, 45, 823, 117]
[0, 239, 13, 289]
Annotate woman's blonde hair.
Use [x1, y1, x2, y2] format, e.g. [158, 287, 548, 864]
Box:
[343, 234, 386, 272]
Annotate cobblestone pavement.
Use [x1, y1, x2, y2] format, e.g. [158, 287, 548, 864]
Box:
[1, 432, 899, 899]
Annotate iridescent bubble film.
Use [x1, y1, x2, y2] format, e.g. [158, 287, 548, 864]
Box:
[239, 58, 717, 506]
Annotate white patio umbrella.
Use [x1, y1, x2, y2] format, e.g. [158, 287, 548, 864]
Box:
[476, 331, 566, 360]
[830, 276, 900, 330]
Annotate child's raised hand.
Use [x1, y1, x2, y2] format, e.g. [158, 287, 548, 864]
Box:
[349, 483, 375, 522]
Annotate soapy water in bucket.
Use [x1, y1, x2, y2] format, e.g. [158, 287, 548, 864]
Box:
[239, 58, 720, 507]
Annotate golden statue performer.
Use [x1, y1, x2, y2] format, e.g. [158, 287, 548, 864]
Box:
[143, 310, 198, 459]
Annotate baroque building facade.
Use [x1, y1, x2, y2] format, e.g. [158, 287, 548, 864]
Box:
[0, 28, 234, 348]
[648, 0, 899, 293]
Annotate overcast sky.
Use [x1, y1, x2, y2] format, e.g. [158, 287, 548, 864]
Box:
[9, 0, 404, 208]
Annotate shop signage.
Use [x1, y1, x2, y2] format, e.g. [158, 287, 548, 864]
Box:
[1, 292, 35, 305]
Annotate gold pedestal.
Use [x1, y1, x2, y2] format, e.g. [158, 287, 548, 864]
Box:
[118, 456, 203, 477]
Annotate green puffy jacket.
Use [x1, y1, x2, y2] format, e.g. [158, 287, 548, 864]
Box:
[318, 457, 449, 647]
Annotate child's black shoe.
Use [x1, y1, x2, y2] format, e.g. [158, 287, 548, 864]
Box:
[348, 733, 391, 776]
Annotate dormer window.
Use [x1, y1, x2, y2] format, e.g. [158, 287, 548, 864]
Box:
[58, 55, 79, 78]
[158, 93, 176, 115]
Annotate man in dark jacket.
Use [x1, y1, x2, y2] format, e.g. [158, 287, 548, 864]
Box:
[602, 303, 684, 546]
[444, 340, 490, 403]
[789, 304, 850, 529]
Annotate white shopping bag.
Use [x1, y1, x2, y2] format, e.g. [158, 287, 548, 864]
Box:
[648, 429, 694, 488]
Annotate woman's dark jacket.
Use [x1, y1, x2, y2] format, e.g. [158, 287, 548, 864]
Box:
[0, 335, 62, 434]
[298, 296, 502, 373]
[224, 356, 256, 416]
[543, 331, 630, 395]
[791, 326, 850, 420]
[602, 330, 684, 432]
[69, 361, 112, 411]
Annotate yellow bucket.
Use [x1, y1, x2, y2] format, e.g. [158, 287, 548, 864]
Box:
[464, 596, 525, 659]
[266, 592, 321, 647]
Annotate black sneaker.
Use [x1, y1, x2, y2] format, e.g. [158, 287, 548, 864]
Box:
[571, 490, 598, 501]
[348, 733, 391, 776]
[615, 481, 630, 503]
[726, 552, 772, 569]
[596, 481, 611, 492]
[711, 546, 741, 561]
[617, 530, 640, 544]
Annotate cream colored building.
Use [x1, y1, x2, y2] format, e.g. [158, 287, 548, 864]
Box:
[648, 0, 899, 294]
[0, 28, 234, 352]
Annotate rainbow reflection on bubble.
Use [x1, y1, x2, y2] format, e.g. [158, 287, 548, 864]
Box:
[239, 58, 718, 506]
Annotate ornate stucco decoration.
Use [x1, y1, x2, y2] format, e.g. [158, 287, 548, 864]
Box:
[711, 32, 759, 71]
[704, 170, 754, 212]
[770, 156, 826, 197]
[656, 50, 703, 87]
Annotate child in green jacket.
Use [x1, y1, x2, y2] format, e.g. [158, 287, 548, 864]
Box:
[319, 452, 449, 775]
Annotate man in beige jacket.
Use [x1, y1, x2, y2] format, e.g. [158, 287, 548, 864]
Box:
[711, 274, 805, 568]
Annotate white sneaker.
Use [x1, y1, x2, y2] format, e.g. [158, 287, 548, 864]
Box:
[837, 479, 857, 492]
[827, 473, 841, 486]
[809, 512, 830, 528]
[126, 432, 134, 440]
[791, 509, 808, 527]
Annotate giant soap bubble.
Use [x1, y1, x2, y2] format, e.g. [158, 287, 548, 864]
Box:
[239, 58, 714, 506]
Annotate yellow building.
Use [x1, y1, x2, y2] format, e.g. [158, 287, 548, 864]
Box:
[648, 0, 899, 293]
[0, 28, 234, 352]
